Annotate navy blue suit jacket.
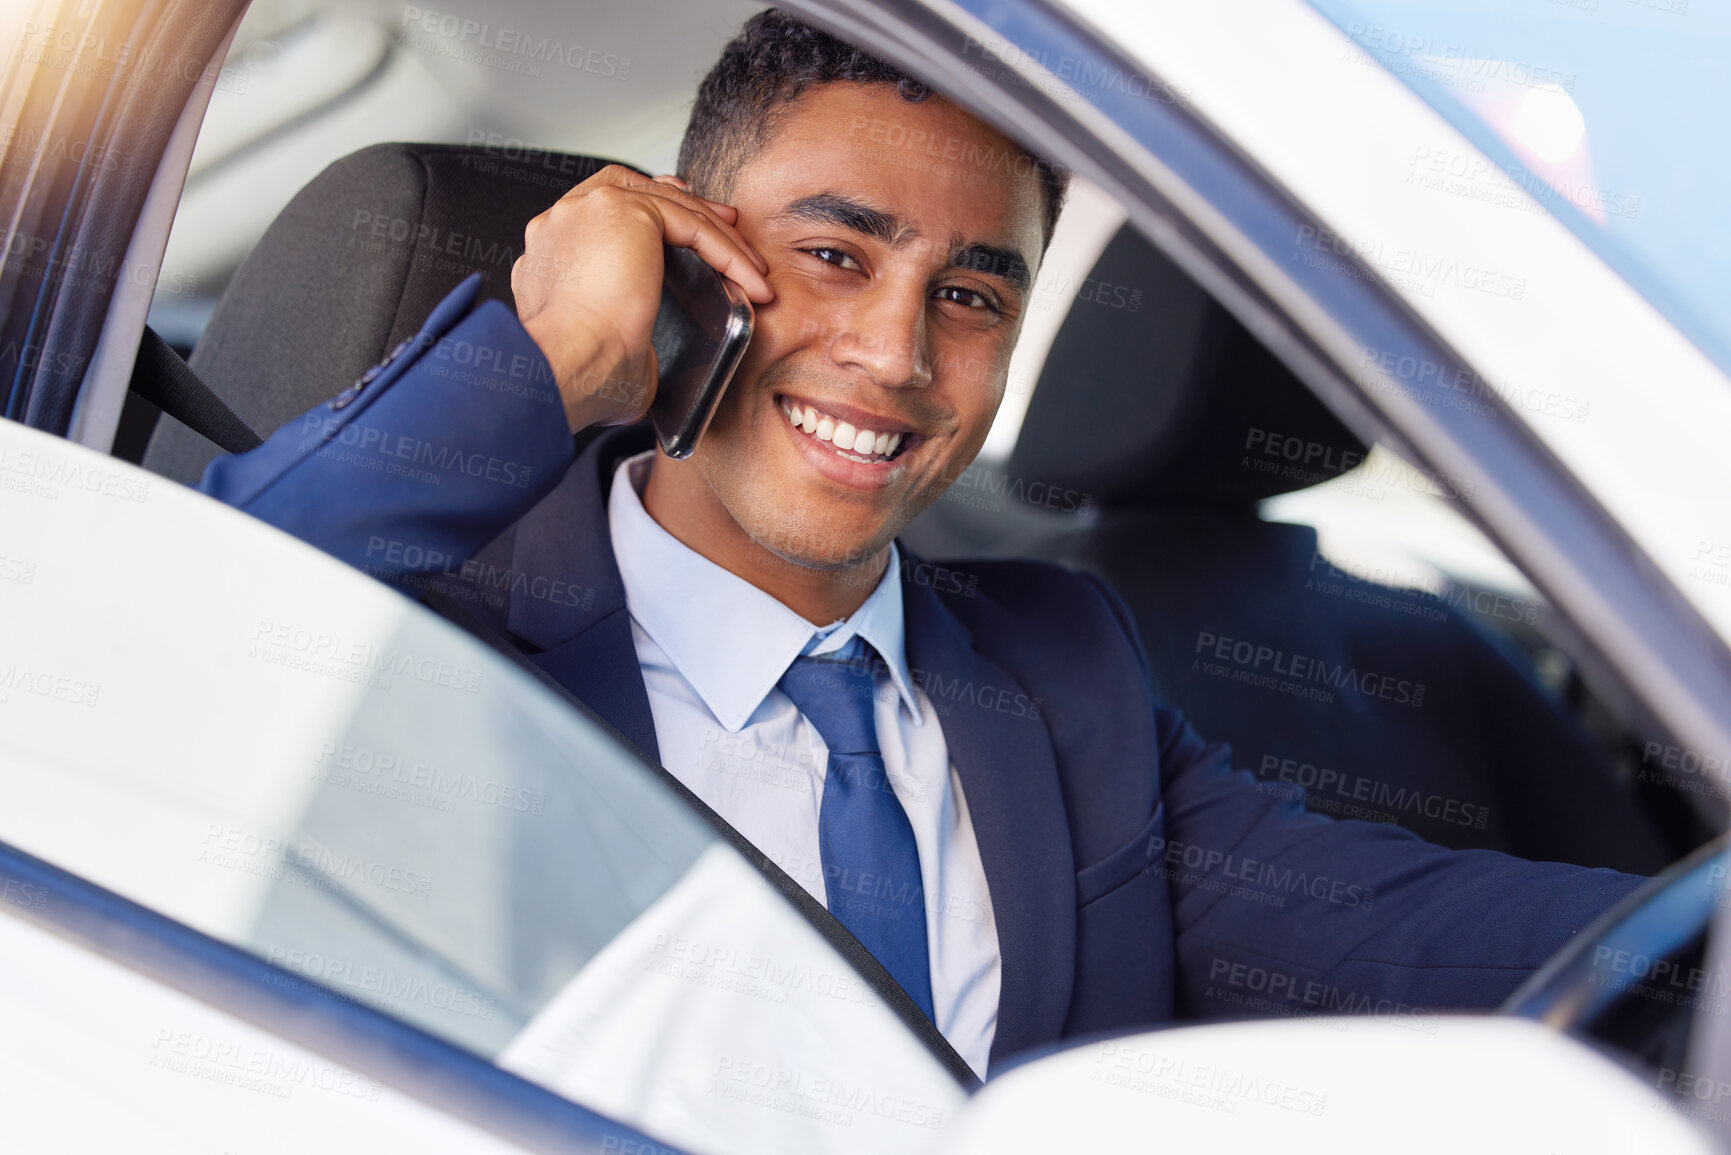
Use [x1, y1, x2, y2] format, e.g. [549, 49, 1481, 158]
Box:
[202, 275, 1644, 1072]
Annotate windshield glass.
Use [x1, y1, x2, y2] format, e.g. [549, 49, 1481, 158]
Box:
[0, 419, 964, 1155]
[1302, 0, 1731, 372]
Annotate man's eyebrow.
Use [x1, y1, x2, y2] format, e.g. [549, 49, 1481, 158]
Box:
[774, 193, 915, 245]
[774, 193, 1031, 294]
[952, 241, 1030, 295]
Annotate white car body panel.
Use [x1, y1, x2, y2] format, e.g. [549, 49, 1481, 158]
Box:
[947, 1015, 1715, 1153]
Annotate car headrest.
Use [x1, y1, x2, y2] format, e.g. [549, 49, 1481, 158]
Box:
[144, 142, 616, 483]
[1007, 224, 1365, 512]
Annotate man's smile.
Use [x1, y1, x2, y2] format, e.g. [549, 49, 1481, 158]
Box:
[776, 393, 916, 459]
[772, 391, 931, 490]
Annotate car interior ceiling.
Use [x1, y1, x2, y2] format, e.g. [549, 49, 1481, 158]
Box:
[126, 141, 1687, 877]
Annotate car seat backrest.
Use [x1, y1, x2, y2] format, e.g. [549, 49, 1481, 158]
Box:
[1007, 224, 1365, 511]
[143, 143, 615, 483]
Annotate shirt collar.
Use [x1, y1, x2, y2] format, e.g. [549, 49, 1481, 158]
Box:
[607, 452, 922, 732]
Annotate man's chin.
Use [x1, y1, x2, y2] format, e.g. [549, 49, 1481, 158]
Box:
[749, 515, 896, 577]
[756, 534, 889, 575]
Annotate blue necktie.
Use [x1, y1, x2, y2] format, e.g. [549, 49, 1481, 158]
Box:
[778, 644, 935, 1021]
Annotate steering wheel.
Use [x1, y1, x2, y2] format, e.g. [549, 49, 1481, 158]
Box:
[1502, 833, 1728, 1063]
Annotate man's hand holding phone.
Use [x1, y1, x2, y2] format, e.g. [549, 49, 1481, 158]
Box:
[510, 166, 773, 435]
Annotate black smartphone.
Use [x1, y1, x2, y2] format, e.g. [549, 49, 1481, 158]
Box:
[647, 244, 754, 459]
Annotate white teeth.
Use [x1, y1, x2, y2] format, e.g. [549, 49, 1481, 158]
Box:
[782, 399, 909, 461]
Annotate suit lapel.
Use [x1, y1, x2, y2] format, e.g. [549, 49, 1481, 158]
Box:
[503, 428, 660, 761]
[902, 572, 1076, 1072]
[530, 615, 658, 762]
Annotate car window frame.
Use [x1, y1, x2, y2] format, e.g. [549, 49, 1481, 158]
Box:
[0, 1, 249, 442]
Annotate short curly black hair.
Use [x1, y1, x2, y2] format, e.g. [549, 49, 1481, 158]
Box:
[677, 9, 1069, 248]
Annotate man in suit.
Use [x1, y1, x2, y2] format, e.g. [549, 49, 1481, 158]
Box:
[201, 10, 1643, 1078]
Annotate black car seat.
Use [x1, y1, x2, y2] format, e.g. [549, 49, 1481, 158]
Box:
[140, 142, 615, 483]
[910, 224, 1670, 875]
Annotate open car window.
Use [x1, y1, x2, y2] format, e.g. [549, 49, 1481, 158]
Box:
[123, 0, 1693, 970]
[0, 416, 965, 1154]
[12, 0, 1731, 1145]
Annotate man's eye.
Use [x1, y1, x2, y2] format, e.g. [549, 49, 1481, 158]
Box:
[935, 286, 999, 313]
[804, 247, 861, 271]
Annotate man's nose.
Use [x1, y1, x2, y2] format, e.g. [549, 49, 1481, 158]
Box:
[829, 285, 933, 390]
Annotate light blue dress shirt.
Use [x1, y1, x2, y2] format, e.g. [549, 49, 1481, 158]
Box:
[607, 452, 1000, 1077]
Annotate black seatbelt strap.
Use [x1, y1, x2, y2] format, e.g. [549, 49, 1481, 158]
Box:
[129, 326, 263, 454]
[418, 587, 984, 1091]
